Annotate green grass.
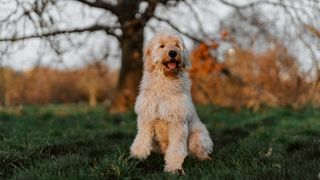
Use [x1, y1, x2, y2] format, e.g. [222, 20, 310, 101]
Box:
[0, 104, 319, 179]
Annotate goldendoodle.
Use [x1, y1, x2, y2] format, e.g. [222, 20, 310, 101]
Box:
[130, 32, 213, 174]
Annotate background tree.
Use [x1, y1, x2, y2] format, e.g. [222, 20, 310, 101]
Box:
[0, 0, 318, 111]
[0, 0, 188, 112]
[77, 61, 114, 107]
[0, 67, 21, 106]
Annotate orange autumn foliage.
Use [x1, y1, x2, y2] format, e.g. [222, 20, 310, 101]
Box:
[0, 62, 117, 106]
[190, 42, 224, 76]
[189, 41, 316, 110]
[0, 42, 319, 110]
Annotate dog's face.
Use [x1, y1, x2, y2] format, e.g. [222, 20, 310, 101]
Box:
[143, 33, 190, 77]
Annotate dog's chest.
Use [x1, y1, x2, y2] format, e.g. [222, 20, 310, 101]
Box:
[135, 90, 192, 122]
[135, 73, 193, 121]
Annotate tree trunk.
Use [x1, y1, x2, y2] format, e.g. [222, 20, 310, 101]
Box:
[4, 91, 10, 106]
[110, 26, 143, 113]
[89, 87, 97, 107]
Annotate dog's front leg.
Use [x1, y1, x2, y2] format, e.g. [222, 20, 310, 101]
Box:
[164, 120, 188, 174]
[130, 117, 153, 160]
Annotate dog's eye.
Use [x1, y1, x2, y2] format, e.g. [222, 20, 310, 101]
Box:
[175, 44, 180, 48]
[159, 44, 165, 48]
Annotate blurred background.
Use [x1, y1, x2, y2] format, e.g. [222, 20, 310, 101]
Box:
[0, 0, 319, 112]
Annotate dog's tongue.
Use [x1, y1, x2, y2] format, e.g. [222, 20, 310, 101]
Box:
[167, 62, 176, 69]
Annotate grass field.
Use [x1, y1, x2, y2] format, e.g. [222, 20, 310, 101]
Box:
[0, 105, 319, 179]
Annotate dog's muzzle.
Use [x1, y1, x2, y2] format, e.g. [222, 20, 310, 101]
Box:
[163, 59, 181, 70]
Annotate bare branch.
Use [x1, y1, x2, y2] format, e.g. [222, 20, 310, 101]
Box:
[141, 0, 158, 23]
[304, 24, 320, 38]
[75, 0, 118, 15]
[0, 24, 120, 42]
[153, 15, 203, 43]
[218, 0, 285, 10]
[185, 1, 207, 37]
[141, 0, 180, 22]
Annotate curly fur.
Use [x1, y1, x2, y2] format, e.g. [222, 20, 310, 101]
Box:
[130, 32, 213, 174]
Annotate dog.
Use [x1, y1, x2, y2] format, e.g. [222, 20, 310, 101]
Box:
[130, 32, 213, 174]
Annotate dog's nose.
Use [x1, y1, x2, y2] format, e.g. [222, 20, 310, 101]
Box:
[169, 50, 177, 58]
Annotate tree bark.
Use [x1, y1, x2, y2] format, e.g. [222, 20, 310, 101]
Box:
[110, 25, 144, 113]
[89, 87, 97, 107]
[4, 91, 10, 107]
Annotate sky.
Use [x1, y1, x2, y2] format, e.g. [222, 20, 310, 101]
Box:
[0, 0, 318, 72]
[0, 0, 232, 70]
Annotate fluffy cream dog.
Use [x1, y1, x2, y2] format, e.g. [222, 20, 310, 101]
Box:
[130, 32, 213, 174]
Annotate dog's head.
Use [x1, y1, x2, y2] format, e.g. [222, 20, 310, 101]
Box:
[143, 32, 190, 77]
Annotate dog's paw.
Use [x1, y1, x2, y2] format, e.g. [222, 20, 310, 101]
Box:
[130, 144, 150, 160]
[200, 154, 212, 161]
[164, 166, 185, 175]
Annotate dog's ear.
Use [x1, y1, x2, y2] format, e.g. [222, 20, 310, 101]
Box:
[143, 45, 155, 72]
[143, 47, 151, 61]
[182, 42, 191, 69]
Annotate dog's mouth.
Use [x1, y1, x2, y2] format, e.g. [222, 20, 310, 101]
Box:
[163, 59, 180, 70]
